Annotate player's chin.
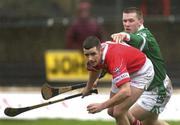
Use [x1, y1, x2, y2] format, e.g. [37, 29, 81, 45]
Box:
[125, 29, 131, 33]
[89, 62, 97, 67]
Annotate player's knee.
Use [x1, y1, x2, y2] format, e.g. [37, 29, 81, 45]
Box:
[107, 108, 114, 117]
[143, 119, 160, 125]
[107, 106, 128, 118]
[113, 109, 127, 119]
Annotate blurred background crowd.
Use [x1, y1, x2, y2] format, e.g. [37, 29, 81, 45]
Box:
[0, 0, 179, 88]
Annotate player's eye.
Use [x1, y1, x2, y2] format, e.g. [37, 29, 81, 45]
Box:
[91, 52, 96, 56]
[84, 53, 89, 57]
[129, 19, 135, 23]
[123, 19, 127, 23]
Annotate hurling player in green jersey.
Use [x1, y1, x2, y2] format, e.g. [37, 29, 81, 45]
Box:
[111, 7, 173, 125]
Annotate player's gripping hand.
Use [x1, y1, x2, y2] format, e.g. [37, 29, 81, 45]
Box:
[111, 32, 130, 43]
[82, 85, 92, 98]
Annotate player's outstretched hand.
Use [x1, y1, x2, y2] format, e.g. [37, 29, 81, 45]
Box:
[87, 103, 104, 114]
[111, 32, 130, 43]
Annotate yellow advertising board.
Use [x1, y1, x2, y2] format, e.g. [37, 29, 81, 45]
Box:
[45, 50, 111, 82]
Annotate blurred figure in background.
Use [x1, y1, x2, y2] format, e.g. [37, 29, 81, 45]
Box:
[65, 0, 106, 50]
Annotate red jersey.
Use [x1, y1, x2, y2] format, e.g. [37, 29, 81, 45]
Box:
[98, 42, 146, 87]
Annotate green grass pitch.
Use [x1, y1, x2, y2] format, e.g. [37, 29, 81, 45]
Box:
[0, 119, 180, 125]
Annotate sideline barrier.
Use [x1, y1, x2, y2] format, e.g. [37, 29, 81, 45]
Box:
[0, 91, 180, 120]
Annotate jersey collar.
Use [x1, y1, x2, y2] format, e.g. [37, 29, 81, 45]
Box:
[100, 42, 109, 65]
[138, 25, 144, 31]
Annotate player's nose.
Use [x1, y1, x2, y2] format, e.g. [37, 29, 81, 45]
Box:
[88, 55, 94, 61]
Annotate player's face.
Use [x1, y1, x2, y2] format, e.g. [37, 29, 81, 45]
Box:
[83, 46, 101, 67]
[122, 12, 143, 33]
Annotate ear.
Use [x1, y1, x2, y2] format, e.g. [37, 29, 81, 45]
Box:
[139, 18, 144, 25]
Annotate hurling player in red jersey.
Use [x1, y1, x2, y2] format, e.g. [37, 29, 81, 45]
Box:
[82, 36, 154, 125]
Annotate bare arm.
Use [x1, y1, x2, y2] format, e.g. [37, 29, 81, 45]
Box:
[87, 82, 131, 113]
[101, 82, 131, 108]
[82, 70, 100, 97]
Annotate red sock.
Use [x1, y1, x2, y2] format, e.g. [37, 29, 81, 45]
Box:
[132, 119, 143, 125]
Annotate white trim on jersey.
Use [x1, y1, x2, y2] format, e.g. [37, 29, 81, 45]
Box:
[138, 34, 146, 51]
[137, 25, 147, 51]
[101, 42, 109, 64]
[112, 72, 130, 85]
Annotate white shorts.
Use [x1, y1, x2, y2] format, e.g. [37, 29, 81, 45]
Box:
[136, 75, 173, 114]
[111, 57, 154, 93]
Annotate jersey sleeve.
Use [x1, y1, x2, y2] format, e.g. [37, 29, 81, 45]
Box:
[107, 54, 131, 87]
[128, 33, 147, 51]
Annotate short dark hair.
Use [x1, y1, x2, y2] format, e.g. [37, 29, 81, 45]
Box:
[83, 36, 101, 50]
[123, 7, 143, 19]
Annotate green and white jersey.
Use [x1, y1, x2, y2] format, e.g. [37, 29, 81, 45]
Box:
[126, 25, 166, 93]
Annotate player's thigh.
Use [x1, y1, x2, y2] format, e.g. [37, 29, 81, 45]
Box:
[130, 103, 158, 122]
[129, 101, 170, 125]
[129, 104, 158, 125]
